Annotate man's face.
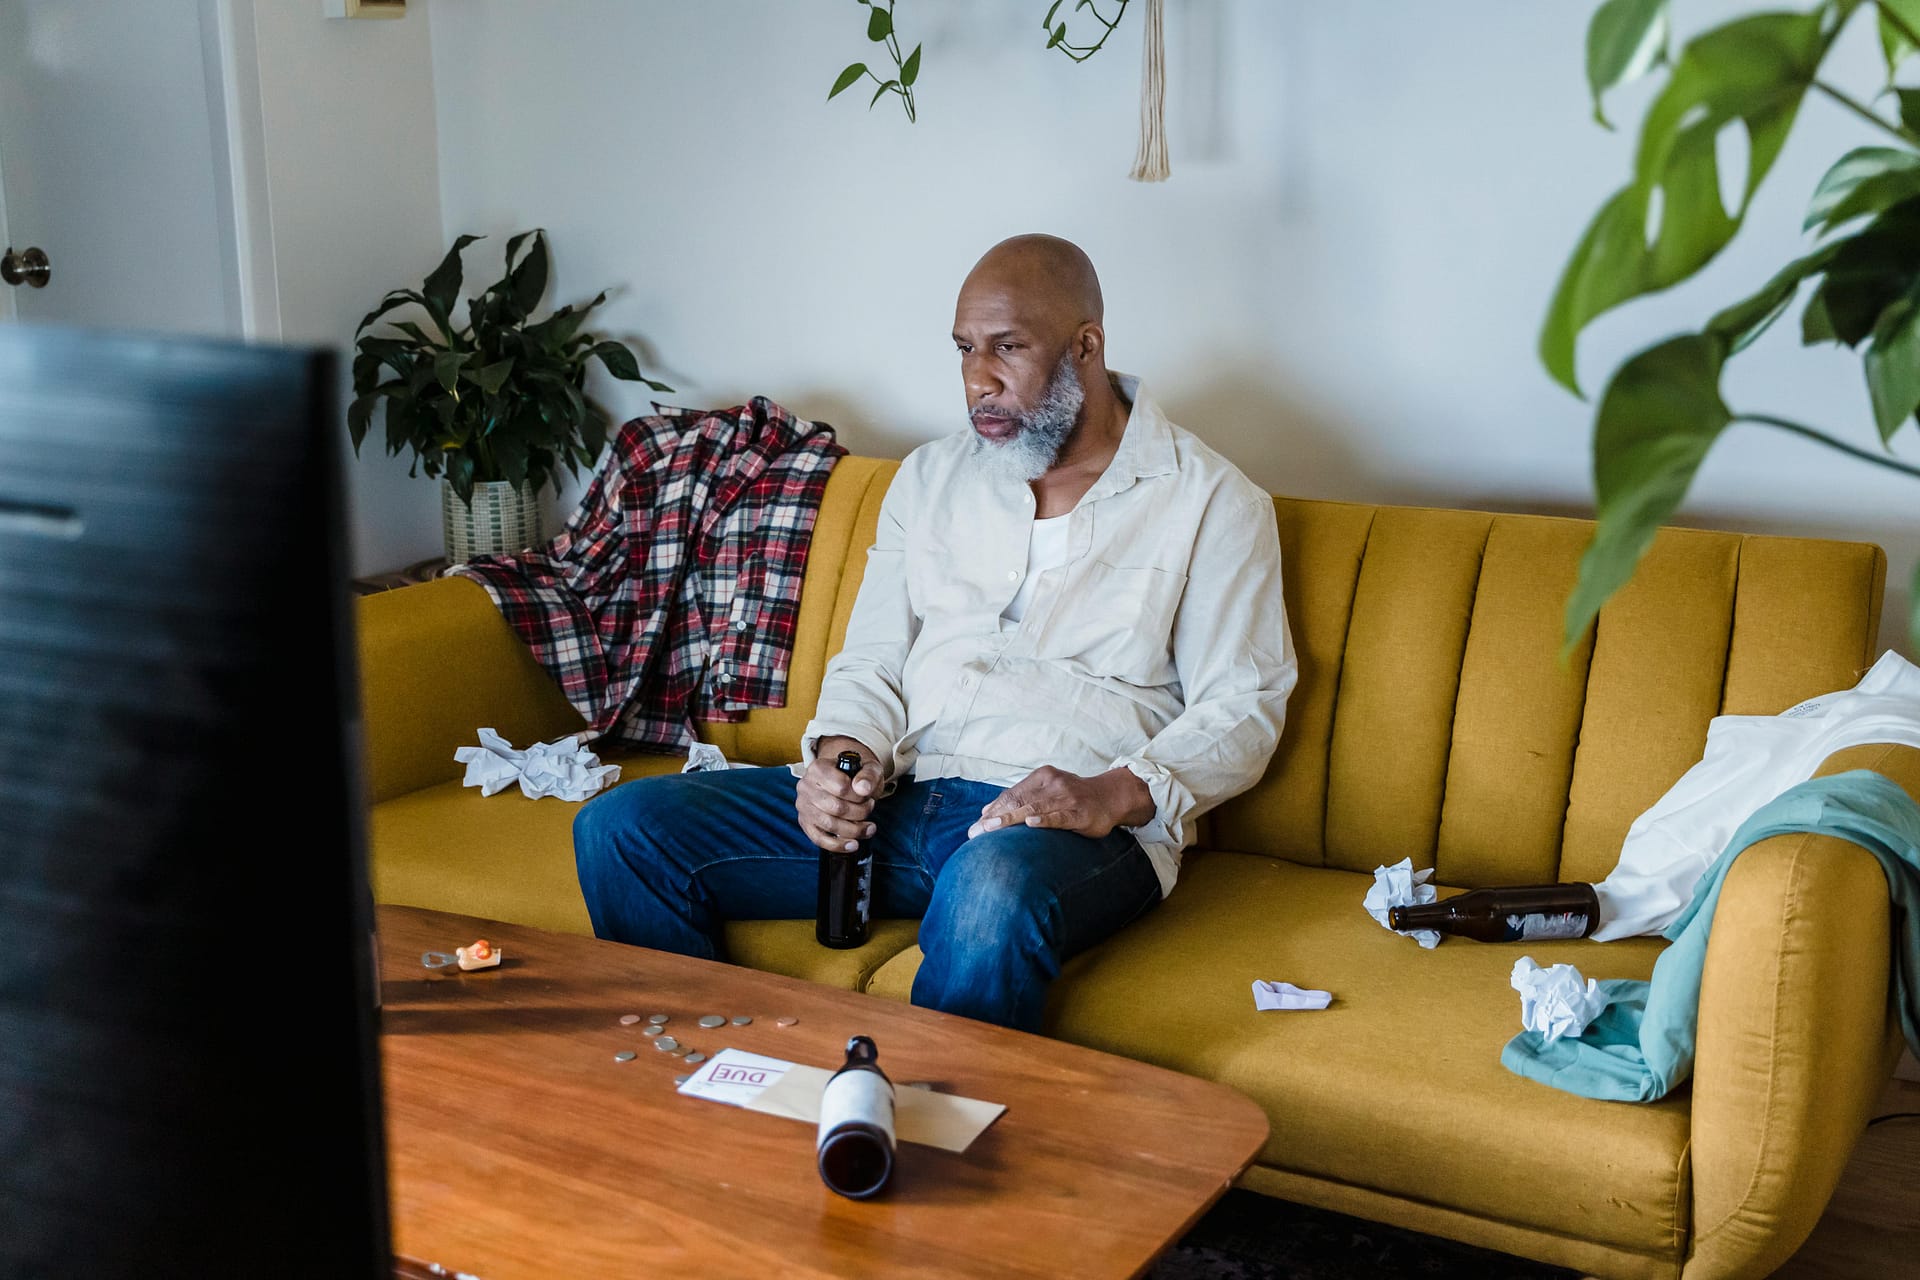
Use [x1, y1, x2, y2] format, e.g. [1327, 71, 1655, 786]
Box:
[952, 280, 1086, 482]
[952, 282, 1080, 443]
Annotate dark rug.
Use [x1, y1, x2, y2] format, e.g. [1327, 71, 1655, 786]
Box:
[1148, 1191, 1579, 1280]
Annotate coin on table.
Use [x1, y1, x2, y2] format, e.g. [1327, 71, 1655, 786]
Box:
[775, 1017, 798, 1027]
[614, 1051, 636, 1063]
[653, 1036, 678, 1052]
[730, 1016, 752, 1026]
[618, 1014, 642, 1026]
[648, 1014, 669, 1025]
[697, 1015, 726, 1029]
[643, 1025, 664, 1037]
[670, 1045, 688, 1056]
[674, 1074, 690, 1086]
[685, 1053, 707, 1065]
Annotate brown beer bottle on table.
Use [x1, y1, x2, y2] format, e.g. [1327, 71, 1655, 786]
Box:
[1387, 882, 1599, 943]
[816, 750, 874, 949]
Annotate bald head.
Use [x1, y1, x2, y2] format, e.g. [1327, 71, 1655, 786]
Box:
[954, 235, 1125, 479]
[960, 234, 1104, 336]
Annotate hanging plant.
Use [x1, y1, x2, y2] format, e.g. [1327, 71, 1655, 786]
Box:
[826, 0, 1131, 123]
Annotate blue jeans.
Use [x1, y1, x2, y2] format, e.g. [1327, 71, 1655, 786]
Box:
[573, 766, 1163, 1033]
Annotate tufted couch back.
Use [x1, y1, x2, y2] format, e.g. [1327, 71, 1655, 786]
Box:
[722, 457, 1886, 888]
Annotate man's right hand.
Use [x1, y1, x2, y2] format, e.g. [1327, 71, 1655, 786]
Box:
[795, 735, 885, 853]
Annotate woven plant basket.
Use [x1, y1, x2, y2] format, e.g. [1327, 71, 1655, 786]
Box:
[442, 478, 545, 563]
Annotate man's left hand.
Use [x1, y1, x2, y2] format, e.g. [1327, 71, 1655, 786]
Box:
[968, 765, 1156, 840]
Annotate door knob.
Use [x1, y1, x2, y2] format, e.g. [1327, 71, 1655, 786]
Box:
[2, 247, 50, 288]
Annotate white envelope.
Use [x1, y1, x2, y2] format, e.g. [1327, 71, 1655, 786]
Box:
[677, 1048, 1006, 1153]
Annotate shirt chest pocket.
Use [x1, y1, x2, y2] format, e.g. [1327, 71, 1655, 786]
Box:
[1035, 559, 1187, 683]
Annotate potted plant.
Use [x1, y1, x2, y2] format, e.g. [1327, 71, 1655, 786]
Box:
[348, 229, 668, 562]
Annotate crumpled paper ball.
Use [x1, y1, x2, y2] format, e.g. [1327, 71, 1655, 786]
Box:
[1510, 956, 1609, 1045]
[454, 727, 622, 801]
[1363, 857, 1441, 949]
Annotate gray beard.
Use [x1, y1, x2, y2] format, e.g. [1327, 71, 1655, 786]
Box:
[967, 353, 1086, 484]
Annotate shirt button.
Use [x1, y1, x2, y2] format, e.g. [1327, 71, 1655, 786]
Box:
[1007, 569, 1019, 581]
[717, 672, 732, 685]
[733, 619, 748, 632]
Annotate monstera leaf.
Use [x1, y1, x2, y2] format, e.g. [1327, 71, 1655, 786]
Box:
[1546, 0, 1920, 652]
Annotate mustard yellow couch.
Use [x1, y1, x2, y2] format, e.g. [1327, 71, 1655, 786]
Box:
[359, 456, 1907, 1280]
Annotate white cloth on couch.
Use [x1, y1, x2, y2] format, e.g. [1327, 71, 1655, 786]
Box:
[1593, 650, 1920, 939]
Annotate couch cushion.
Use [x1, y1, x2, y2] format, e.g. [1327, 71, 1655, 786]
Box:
[865, 851, 1690, 1258]
[369, 752, 921, 990]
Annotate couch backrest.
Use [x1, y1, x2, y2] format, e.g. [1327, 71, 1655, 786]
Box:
[743, 460, 1886, 888]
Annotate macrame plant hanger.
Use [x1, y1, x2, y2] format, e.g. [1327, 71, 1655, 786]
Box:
[1128, 0, 1169, 182]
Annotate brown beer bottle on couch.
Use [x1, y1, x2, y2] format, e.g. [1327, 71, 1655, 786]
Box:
[1388, 883, 1599, 942]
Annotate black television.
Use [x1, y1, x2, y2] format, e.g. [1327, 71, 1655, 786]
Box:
[0, 326, 389, 1277]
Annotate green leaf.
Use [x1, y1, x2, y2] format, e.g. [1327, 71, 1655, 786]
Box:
[1897, 88, 1920, 137]
[1805, 197, 1920, 346]
[508, 229, 549, 317]
[901, 43, 921, 87]
[870, 79, 899, 109]
[1564, 333, 1734, 653]
[1706, 242, 1842, 354]
[867, 5, 890, 41]
[433, 350, 467, 395]
[1586, 0, 1669, 129]
[347, 394, 376, 452]
[493, 435, 530, 491]
[830, 62, 867, 99]
[355, 289, 419, 336]
[1880, 0, 1920, 76]
[1865, 282, 1920, 439]
[1804, 146, 1920, 233]
[1540, 10, 1831, 395]
[447, 450, 476, 505]
[1802, 286, 1839, 343]
[473, 357, 515, 398]
[385, 398, 418, 455]
[590, 341, 643, 381]
[1048, 23, 1066, 49]
[422, 234, 483, 316]
[580, 403, 609, 465]
[1539, 188, 1651, 394]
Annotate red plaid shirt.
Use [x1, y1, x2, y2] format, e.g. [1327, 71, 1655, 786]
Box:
[449, 397, 845, 752]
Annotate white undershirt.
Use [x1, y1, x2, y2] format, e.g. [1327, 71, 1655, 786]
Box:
[1000, 513, 1073, 624]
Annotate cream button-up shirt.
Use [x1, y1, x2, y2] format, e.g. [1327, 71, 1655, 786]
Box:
[795, 374, 1297, 896]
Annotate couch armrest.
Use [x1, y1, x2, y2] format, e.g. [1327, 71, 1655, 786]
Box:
[355, 576, 585, 804]
[1682, 741, 1911, 1280]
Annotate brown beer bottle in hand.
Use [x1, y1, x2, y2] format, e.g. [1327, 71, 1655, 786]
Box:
[1387, 883, 1599, 943]
[816, 751, 874, 949]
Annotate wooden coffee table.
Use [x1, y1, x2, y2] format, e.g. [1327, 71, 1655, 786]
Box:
[378, 906, 1268, 1279]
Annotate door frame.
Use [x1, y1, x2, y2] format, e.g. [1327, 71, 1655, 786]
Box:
[205, 0, 280, 341]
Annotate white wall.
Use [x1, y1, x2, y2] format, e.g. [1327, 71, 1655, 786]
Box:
[247, 0, 443, 574]
[421, 0, 1920, 654]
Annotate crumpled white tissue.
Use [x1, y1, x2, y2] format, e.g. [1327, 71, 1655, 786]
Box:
[454, 727, 621, 801]
[1510, 956, 1609, 1045]
[682, 742, 754, 773]
[1363, 858, 1440, 949]
[1252, 980, 1333, 1011]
